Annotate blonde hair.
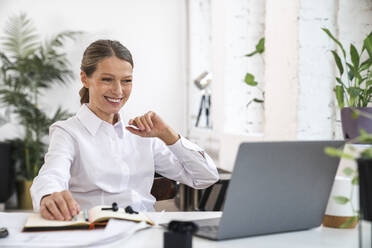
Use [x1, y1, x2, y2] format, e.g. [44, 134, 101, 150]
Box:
[79, 40, 133, 104]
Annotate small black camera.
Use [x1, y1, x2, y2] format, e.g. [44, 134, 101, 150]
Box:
[163, 221, 198, 248]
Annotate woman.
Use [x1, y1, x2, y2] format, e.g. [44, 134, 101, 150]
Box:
[30, 40, 219, 221]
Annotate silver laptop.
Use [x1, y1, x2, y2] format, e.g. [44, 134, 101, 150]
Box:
[194, 140, 344, 240]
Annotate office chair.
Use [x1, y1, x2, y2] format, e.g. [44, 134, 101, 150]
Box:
[151, 173, 178, 201]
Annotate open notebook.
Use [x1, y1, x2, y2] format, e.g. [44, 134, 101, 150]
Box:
[23, 205, 154, 232]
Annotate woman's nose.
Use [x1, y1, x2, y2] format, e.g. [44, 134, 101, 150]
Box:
[112, 80, 122, 95]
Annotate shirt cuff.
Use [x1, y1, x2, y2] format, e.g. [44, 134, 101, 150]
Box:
[167, 135, 205, 157]
[168, 135, 202, 150]
[30, 185, 64, 212]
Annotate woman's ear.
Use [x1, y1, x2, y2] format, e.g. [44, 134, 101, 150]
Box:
[80, 71, 89, 88]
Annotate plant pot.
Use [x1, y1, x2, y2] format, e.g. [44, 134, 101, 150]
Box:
[17, 179, 33, 210]
[341, 107, 372, 140]
[358, 158, 372, 222]
[323, 176, 358, 228]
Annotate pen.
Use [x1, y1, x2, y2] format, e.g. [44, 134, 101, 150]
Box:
[83, 209, 89, 222]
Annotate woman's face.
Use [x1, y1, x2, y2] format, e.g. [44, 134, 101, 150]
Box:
[81, 56, 133, 124]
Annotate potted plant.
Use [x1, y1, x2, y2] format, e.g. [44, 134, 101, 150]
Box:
[322, 28, 372, 140]
[325, 130, 372, 228]
[0, 13, 80, 209]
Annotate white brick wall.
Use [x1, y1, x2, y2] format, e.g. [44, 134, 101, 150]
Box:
[223, 0, 265, 135]
[187, 0, 372, 169]
[297, 0, 338, 140]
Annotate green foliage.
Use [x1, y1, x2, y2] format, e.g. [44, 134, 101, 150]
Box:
[244, 37, 265, 107]
[323, 28, 372, 108]
[244, 73, 258, 86]
[333, 196, 349, 205]
[343, 167, 354, 176]
[339, 216, 358, 228]
[0, 13, 80, 180]
[245, 37, 265, 57]
[324, 147, 354, 160]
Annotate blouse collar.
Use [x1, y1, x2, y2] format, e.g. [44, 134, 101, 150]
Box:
[77, 104, 124, 138]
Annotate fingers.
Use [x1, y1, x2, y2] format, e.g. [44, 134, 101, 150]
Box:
[40, 191, 80, 221]
[40, 204, 55, 220]
[134, 117, 145, 131]
[62, 190, 80, 216]
[44, 197, 64, 221]
[140, 116, 151, 132]
[126, 126, 143, 136]
[145, 111, 154, 129]
[130, 112, 154, 132]
[54, 192, 73, 220]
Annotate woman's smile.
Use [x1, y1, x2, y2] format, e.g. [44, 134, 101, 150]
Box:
[104, 96, 123, 105]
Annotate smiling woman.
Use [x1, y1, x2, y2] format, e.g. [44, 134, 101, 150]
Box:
[29, 39, 219, 221]
[79, 40, 133, 124]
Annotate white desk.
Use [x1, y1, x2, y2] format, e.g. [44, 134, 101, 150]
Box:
[0, 211, 359, 248]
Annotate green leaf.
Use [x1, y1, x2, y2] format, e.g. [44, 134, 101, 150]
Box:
[253, 98, 264, 103]
[348, 87, 362, 98]
[322, 28, 346, 57]
[363, 32, 372, 60]
[343, 167, 354, 176]
[350, 44, 360, 69]
[360, 149, 372, 159]
[334, 85, 344, 108]
[324, 147, 354, 160]
[245, 51, 258, 57]
[245, 37, 265, 57]
[367, 80, 372, 87]
[331, 50, 344, 76]
[256, 37, 265, 54]
[352, 175, 358, 185]
[360, 59, 372, 72]
[244, 73, 258, 86]
[2, 13, 39, 58]
[335, 77, 344, 85]
[333, 196, 350, 205]
[339, 216, 358, 228]
[348, 70, 354, 81]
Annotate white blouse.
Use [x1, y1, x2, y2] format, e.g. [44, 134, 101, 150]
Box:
[30, 104, 219, 211]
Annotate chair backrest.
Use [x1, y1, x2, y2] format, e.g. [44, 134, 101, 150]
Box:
[151, 173, 178, 201]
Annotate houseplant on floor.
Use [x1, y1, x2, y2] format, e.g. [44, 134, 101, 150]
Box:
[322, 28, 372, 140]
[0, 13, 79, 209]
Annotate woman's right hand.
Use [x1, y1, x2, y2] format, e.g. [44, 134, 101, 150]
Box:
[40, 190, 80, 221]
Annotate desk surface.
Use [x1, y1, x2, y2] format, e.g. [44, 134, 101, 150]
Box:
[0, 211, 358, 248]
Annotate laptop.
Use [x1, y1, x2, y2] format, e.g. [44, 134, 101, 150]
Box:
[193, 140, 344, 240]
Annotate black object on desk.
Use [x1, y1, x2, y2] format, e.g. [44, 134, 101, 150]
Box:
[0, 227, 8, 238]
[125, 206, 138, 214]
[164, 221, 198, 248]
[101, 202, 119, 212]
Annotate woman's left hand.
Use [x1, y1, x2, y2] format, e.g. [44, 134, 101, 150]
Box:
[126, 111, 180, 145]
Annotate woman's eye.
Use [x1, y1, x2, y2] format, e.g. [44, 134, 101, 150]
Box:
[122, 79, 132, 84]
[102, 78, 113, 82]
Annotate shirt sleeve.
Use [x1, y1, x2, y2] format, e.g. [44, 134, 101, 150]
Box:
[30, 124, 75, 211]
[153, 135, 219, 189]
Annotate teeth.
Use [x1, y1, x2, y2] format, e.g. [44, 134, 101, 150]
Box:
[106, 97, 121, 103]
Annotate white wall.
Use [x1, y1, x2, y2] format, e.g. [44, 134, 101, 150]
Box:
[0, 0, 187, 140]
[188, 0, 372, 171]
[264, 0, 299, 140]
